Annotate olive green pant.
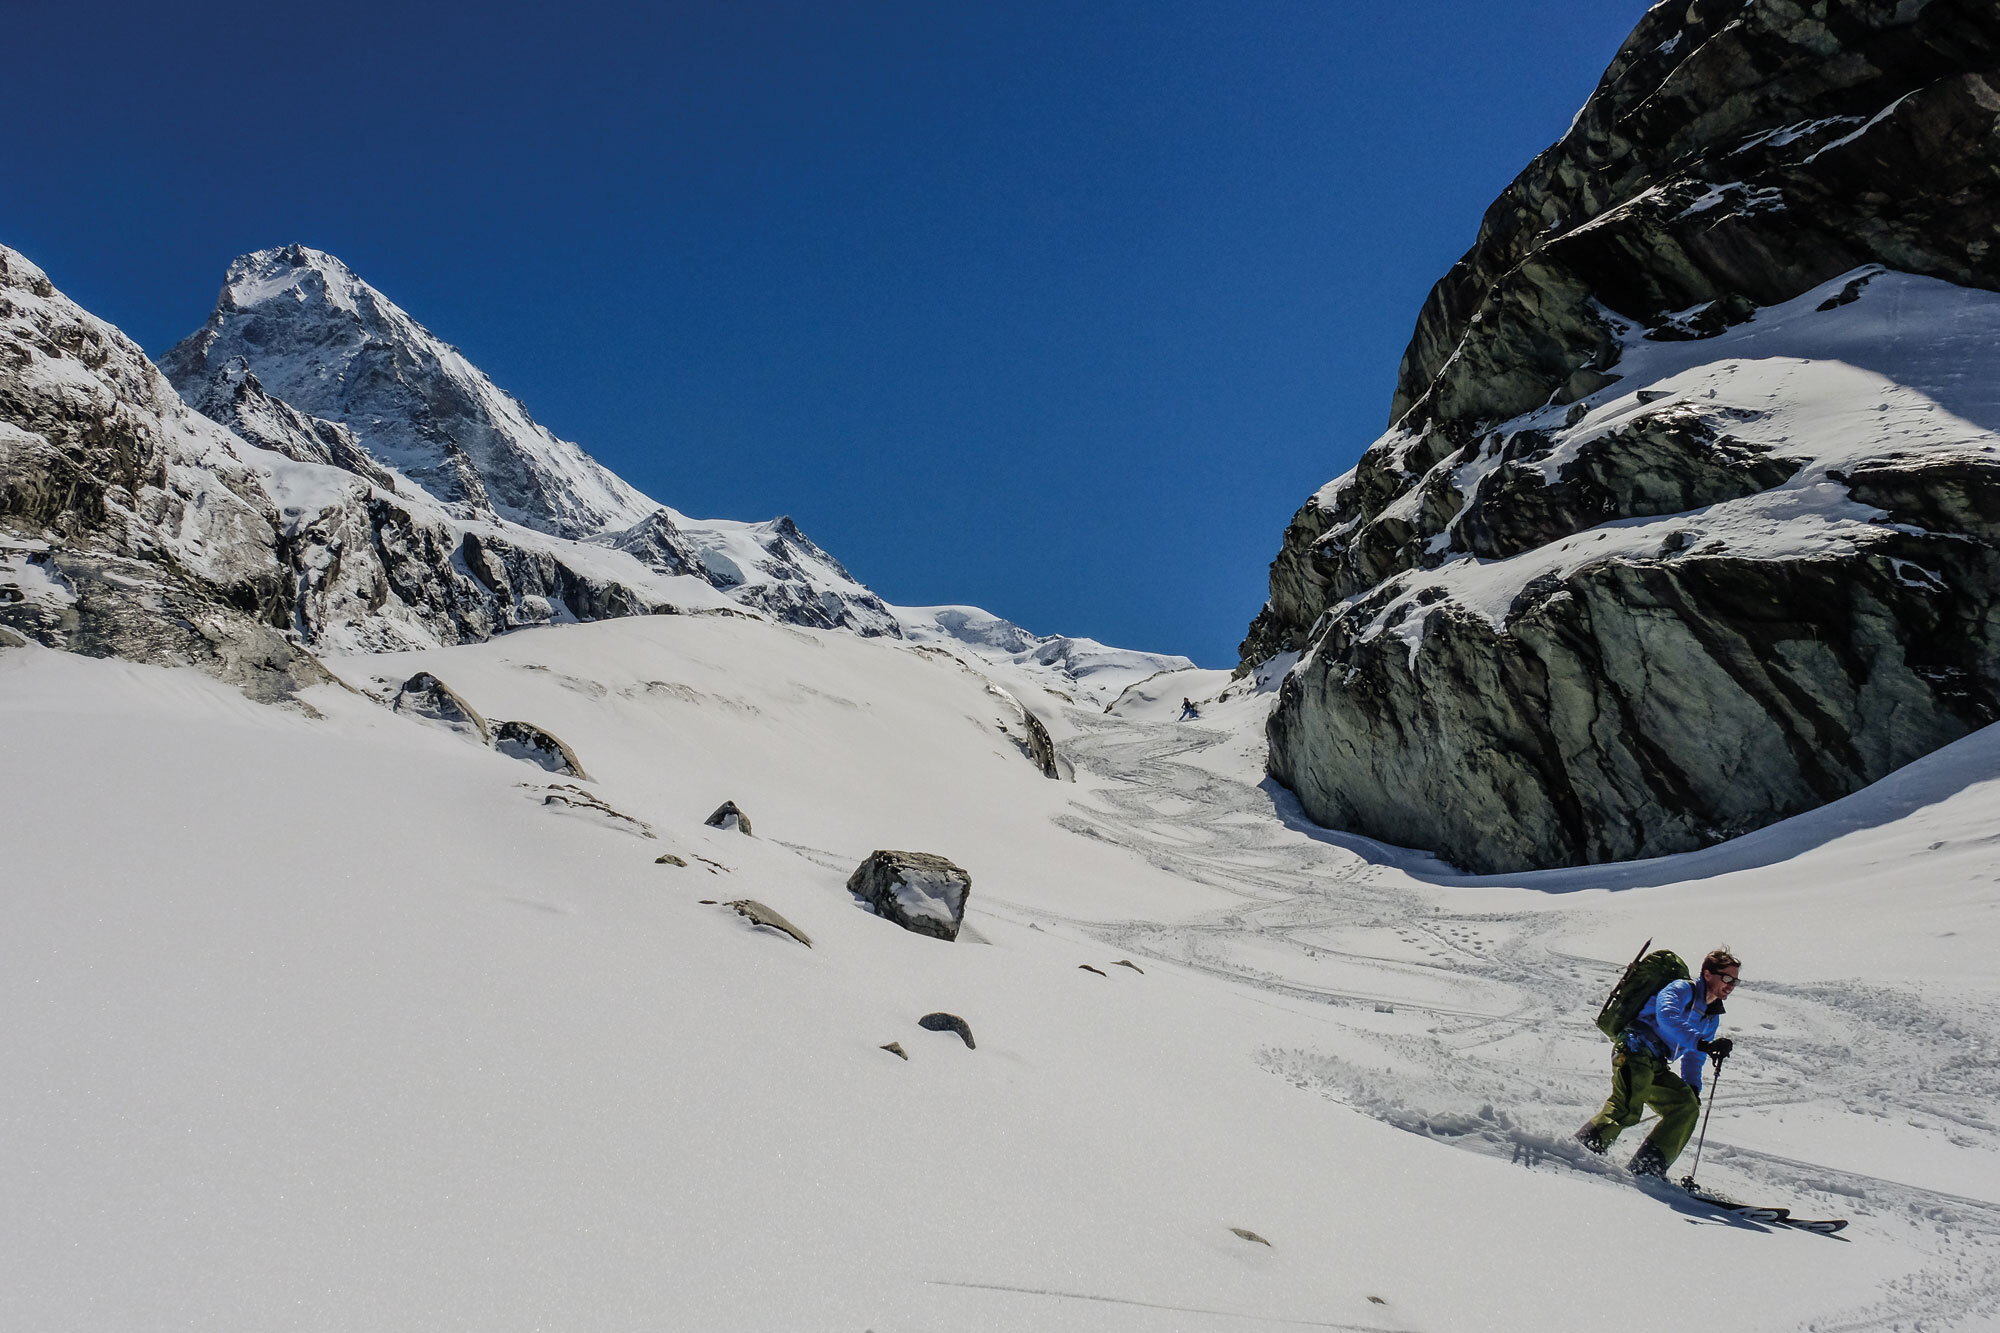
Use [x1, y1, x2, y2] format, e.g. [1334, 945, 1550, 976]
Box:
[1585, 1047, 1701, 1167]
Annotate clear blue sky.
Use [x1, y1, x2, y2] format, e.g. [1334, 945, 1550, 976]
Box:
[6, 1, 1653, 665]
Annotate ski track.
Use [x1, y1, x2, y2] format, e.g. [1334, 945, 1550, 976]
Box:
[1021, 708, 2000, 1332]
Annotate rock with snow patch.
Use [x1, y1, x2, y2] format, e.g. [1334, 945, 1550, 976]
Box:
[847, 850, 972, 941]
[493, 720, 588, 777]
[0, 247, 329, 702]
[392, 672, 490, 743]
[1244, 2, 2000, 871]
[704, 800, 752, 835]
[177, 357, 400, 493]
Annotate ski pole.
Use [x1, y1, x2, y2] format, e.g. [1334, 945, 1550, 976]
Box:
[1685, 1054, 1724, 1185]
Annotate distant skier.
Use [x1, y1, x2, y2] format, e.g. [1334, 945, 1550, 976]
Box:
[1178, 698, 1200, 720]
[1577, 947, 1740, 1178]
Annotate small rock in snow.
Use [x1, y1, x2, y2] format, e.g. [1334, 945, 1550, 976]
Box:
[1079, 964, 1107, 976]
[722, 899, 811, 947]
[654, 853, 687, 867]
[918, 1012, 975, 1049]
[1229, 1228, 1271, 1247]
[879, 1042, 909, 1061]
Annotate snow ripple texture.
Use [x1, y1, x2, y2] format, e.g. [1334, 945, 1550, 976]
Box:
[1042, 703, 2000, 1331]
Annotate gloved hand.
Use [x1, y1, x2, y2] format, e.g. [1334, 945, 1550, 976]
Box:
[1698, 1037, 1734, 1061]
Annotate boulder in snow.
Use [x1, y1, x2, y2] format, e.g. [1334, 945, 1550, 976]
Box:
[848, 850, 972, 941]
[917, 1011, 976, 1048]
[1021, 708, 1060, 779]
[493, 719, 588, 778]
[392, 672, 490, 743]
[704, 800, 752, 835]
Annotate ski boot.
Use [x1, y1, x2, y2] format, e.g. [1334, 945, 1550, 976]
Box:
[1574, 1123, 1608, 1156]
[1627, 1142, 1668, 1179]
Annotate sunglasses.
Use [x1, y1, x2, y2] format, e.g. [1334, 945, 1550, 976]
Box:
[1707, 971, 1740, 987]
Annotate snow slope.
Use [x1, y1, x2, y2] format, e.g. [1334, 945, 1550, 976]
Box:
[6, 612, 1998, 1331]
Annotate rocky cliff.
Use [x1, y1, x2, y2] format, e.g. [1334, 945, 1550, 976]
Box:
[1249, 0, 2000, 872]
[0, 248, 328, 699]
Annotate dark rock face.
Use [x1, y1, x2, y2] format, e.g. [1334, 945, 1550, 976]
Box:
[848, 850, 972, 941]
[1248, 2, 2000, 872]
[1246, 0, 2000, 668]
[1393, 0, 2000, 434]
[1021, 709, 1060, 779]
[1270, 528, 2000, 871]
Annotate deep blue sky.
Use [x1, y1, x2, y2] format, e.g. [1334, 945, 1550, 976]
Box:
[7, 1, 1652, 665]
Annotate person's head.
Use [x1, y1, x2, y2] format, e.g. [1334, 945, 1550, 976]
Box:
[1701, 948, 1741, 1003]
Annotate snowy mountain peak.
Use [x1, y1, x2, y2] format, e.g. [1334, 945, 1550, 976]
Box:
[215, 244, 369, 318]
[163, 246, 658, 540]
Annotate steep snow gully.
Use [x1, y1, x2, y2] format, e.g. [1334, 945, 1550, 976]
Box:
[1061, 683, 2000, 1331]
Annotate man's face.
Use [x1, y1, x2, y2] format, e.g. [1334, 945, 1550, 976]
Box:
[1704, 965, 1741, 1004]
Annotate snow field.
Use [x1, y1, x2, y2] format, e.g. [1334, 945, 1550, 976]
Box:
[8, 612, 1995, 1329]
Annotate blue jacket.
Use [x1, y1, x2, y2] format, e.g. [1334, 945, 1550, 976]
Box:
[1624, 977, 1722, 1093]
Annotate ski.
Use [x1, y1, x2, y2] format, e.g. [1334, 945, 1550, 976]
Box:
[1679, 1178, 1847, 1233]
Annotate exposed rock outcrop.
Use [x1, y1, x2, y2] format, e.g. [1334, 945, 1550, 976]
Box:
[494, 720, 589, 778]
[178, 357, 401, 493]
[1021, 708, 1060, 779]
[0, 247, 328, 701]
[848, 850, 972, 940]
[723, 899, 812, 947]
[392, 671, 490, 743]
[704, 800, 753, 835]
[1248, 1, 2000, 872]
[1245, 0, 2000, 667]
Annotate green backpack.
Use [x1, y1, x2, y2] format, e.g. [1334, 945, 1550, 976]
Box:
[1595, 942, 1690, 1042]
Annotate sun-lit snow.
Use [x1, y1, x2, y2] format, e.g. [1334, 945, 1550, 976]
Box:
[6, 605, 1999, 1331]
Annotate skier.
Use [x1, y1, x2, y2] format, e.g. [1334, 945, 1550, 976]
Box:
[1577, 947, 1740, 1178]
[1178, 698, 1200, 720]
